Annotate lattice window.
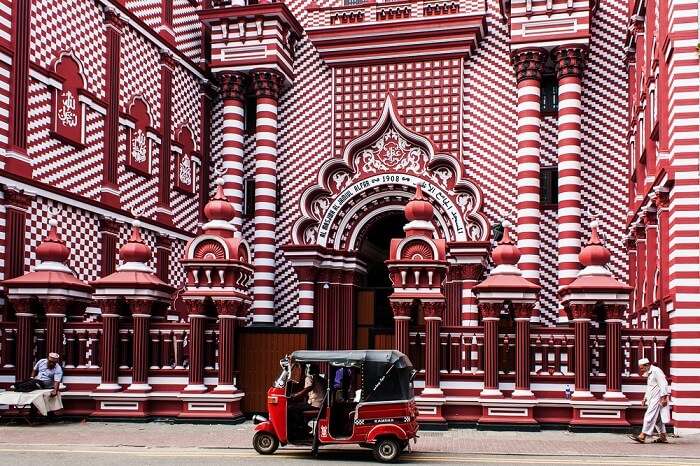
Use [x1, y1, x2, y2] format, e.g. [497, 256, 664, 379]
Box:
[539, 166, 558, 208]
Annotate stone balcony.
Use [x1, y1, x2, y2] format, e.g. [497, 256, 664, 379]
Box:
[306, 0, 488, 65]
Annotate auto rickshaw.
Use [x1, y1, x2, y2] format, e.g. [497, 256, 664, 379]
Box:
[252, 350, 419, 462]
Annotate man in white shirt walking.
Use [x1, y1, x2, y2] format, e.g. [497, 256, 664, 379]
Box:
[631, 358, 670, 444]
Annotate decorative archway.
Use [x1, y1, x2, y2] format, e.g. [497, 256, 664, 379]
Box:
[283, 95, 491, 348]
[290, 94, 489, 249]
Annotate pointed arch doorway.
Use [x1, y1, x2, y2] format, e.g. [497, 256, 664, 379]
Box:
[355, 210, 405, 350]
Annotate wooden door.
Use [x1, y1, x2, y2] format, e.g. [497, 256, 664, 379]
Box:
[236, 329, 309, 414]
[356, 290, 374, 349]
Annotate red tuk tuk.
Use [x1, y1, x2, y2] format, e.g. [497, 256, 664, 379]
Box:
[252, 350, 419, 462]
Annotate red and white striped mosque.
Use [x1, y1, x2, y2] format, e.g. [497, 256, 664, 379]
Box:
[0, 0, 698, 432]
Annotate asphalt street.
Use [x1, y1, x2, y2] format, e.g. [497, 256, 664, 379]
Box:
[2, 445, 700, 466]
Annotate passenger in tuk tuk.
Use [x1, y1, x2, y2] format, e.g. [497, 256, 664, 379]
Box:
[288, 363, 326, 437]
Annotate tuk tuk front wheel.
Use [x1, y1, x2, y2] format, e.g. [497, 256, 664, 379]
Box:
[253, 431, 279, 455]
[372, 438, 400, 462]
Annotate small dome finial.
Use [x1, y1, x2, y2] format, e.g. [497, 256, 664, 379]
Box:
[492, 217, 520, 266]
[204, 177, 235, 223]
[404, 182, 433, 222]
[579, 218, 610, 267]
[119, 218, 152, 266]
[36, 211, 70, 264]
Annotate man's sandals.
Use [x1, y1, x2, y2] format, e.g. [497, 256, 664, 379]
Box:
[630, 435, 668, 444]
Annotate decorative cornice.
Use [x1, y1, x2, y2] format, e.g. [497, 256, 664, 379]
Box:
[423, 301, 445, 319]
[3, 188, 34, 210]
[218, 72, 249, 101]
[251, 70, 284, 100]
[553, 45, 588, 80]
[510, 47, 547, 83]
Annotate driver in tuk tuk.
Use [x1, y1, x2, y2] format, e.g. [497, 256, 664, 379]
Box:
[289, 363, 326, 435]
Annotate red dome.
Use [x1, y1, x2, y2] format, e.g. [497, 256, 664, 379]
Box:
[119, 220, 152, 264]
[492, 220, 521, 266]
[204, 178, 235, 222]
[579, 220, 610, 267]
[404, 182, 433, 222]
[36, 218, 71, 263]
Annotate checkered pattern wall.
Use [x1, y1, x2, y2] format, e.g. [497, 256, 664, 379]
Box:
[334, 60, 462, 157]
[29, 0, 106, 100]
[27, 80, 105, 202]
[26, 196, 101, 283]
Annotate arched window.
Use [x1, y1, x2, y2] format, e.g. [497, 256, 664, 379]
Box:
[174, 126, 196, 194]
[126, 98, 152, 175]
[52, 54, 85, 146]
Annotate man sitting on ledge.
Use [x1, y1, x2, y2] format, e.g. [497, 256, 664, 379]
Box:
[11, 352, 63, 396]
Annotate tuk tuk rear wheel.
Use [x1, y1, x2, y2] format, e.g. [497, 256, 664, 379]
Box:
[372, 438, 400, 462]
[253, 431, 279, 455]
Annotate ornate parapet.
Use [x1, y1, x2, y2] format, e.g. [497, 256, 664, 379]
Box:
[306, 0, 486, 65]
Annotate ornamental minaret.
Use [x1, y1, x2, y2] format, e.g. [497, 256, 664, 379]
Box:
[199, 2, 303, 325]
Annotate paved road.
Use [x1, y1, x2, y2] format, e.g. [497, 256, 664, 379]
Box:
[2, 445, 700, 466]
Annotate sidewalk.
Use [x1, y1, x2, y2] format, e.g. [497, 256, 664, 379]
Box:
[0, 421, 698, 459]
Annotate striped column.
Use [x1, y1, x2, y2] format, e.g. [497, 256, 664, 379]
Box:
[13, 299, 35, 382]
[665, 6, 700, 433]
[553, 46, 588, 323]
[513, 302, 535, 398]
[511, 48, 547, 323]
[422, 301, 444, 394]
[478, 302, 502, 398]
[128, 299, 152, 392]
[391, 301, 411, 356]
[218, 72, 248, 230]
[215, 301, 238, 392]
[250, 71, 284, 325]
[603, 304, 626, 399]
[184, 300, 207, 392]
[43, 299, 66, 357]
[97, 300, 121, 391]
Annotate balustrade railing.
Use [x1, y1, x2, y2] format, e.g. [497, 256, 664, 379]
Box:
[149, 323, 189, 369]
[530, 327, 574, 375]
[410, 326, 484, 374]
[63, 324, 102, 368]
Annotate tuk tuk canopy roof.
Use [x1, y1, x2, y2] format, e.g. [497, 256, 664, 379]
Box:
[290, 350, 412, 369]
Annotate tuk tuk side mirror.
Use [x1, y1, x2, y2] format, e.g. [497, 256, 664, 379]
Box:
[409, 369, 418, 382]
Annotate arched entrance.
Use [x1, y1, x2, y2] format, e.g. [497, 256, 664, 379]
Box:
[283, 95, 491, 349]
[355, 211, 405, 349]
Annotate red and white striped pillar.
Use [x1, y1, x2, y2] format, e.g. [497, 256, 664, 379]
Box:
[422, 301, 444, 395]
[553, 46, 588, 323]
[603, 304, 626, 399]
[391, 301, 411, 356]
[511, 48, 547, 322]
[250, 71, 284, 325]
[570, 303, 594, 399]
[43, 299, 66, 357]
[218, 72, 248, 231]
[512, 302, 535, 398]
[184, 300, 207, 392]
[128, 299, 152, 392]
[479, 302, 503, 398]
[295, 265, 318, 329]
[97, 300, 121, 391]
